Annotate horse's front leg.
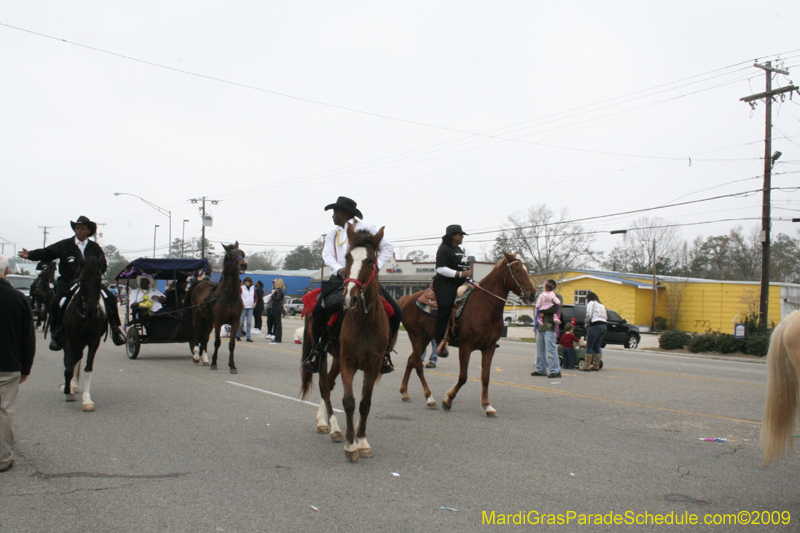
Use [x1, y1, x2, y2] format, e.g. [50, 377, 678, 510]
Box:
[480, 346, 498, 418]
[80, 339, 102, 412]
[339, 364, 358, 462]
[210, 324, 222, 369]
[401, 337, 436, 408]
[442, 345, 470, 411]
[356, 367, 379, 458]
[61, 344, 79, 402]
[228, 316, 240, 374]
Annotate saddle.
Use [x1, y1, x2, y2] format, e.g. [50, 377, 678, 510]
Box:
[414, 281, 474, 319]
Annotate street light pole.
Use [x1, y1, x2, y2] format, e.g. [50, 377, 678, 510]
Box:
[153, 225, 160, 258]
[114, 192, 172, 256]
[182, 219, 190, 258]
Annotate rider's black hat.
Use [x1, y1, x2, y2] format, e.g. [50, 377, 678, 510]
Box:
[70, 215, 97, 237]
[443, 224, 468, 239]
[324, 196, 363, 220]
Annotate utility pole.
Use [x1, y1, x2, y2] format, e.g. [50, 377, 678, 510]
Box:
[740, 61, 798, 329]
[38, 226, 51, 248]
[189, 196, 220, 259]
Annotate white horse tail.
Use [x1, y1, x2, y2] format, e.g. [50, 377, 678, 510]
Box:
[761, 311, 800, 466]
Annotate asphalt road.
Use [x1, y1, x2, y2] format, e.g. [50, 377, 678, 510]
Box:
[2, 318, 798, 533]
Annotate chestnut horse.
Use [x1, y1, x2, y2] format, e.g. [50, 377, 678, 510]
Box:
[61, 256, 107, 412]
[189, 242, 246, 373]
[398, 251, 535, 416]
[761, 310, 800, 465]
[301, 227, 390, 462]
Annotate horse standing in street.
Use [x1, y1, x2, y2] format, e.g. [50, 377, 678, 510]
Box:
[61, 256, 107, 412]
[34, 261, 56, 331]
[189, 243, 246, 373]
[301, 227, 390, 462]
[398, 251, 536, 416]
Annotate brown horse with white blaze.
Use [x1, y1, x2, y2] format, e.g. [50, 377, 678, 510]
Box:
[301, 226, 390, 462]
[761, 310, 800, 465]
[189, 242, 246, 373]
[398, 251, 535, 416]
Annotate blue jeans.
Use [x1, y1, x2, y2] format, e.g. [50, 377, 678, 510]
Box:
[237, 308, 253, 339]
[421, 339, 438, 364]
[562, 347, 575, 369]
[535, 330, 559, 375]
[586, 323, 607, 355]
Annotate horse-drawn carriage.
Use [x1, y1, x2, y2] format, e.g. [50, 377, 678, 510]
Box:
[115, 258, 210, 359]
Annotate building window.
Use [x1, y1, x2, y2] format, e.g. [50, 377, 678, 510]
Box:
[574, 290, 588, 305]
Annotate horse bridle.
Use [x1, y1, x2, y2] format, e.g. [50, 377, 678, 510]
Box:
[472, 258, 531, 304]
[344, 254, 379, 313]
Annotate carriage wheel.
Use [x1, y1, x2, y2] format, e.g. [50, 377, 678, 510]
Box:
[126, 328, 141, 359]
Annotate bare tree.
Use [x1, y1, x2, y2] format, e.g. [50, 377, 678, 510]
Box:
[603, 217, 682, 274]
[662, 278, 690, 330]
[493, 204, 597, 273]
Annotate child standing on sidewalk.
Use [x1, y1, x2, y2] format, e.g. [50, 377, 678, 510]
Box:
[559, 323, 579, 369]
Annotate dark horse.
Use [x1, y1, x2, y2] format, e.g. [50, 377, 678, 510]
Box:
[61, 256, 108, 411]
[398, 251, 536, 416]
[34, 261, 57, 331]
[189, 242, 246, 373]
[301, 227, 390, 462]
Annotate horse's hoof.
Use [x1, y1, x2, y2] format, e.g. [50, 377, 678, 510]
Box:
[83, 403, 95, 412]
[330, 431, 344, 442]
[65, 394, 76, 402]
[210, 365, 218, 371]
[192, 356, 200, 364]
[317, 425, 330, 434]
[230, 368, 238, 375]
[427, 397, 438, 409]
[401, 394, 411, 402]
[485, 406, 498, 418]
[202, 361, 210, 367]
[358, 448, 373, 458]
[72, 386, 79, 394]
[345, 450, 360, 462]
[442, 399, 452, 411]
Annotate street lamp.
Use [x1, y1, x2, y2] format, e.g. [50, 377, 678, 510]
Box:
[114, 192, 172, 256]
[182, 219, 190, 258]
[612, 229, 657, 332]
[153, 225, 160, 258]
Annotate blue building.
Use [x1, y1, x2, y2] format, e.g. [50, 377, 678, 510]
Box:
[210, 269, 316, 297]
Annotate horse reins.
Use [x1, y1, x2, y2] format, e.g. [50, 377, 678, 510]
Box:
[471, 259, 529, 304]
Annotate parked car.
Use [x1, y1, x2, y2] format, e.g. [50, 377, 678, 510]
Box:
[559, 304, 640, 349]
[284, 298, 304, 316]
[7, 273, 37, 299]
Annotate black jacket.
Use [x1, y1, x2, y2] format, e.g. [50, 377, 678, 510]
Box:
[0, 278, 36, 374]
[26, 237, 107, 286]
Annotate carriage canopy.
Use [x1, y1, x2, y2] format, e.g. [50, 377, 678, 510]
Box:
[115, 258, 211, 281]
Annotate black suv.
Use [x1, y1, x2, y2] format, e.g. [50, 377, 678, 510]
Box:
[559, 304, 640, 349]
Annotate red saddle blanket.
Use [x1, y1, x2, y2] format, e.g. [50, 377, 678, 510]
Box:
[301, 288, 394, 326]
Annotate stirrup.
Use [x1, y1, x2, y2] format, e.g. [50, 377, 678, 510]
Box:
[303, 342, 325, 373]
[380, 351, 394, 374]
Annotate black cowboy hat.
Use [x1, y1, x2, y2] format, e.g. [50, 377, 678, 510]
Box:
[70, 215, 97, 237]
[324, 196, 363, 220]
[443, 224, 468, 239]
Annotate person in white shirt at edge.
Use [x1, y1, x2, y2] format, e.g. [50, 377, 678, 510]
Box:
[129, 274, 166, 318]
[581, 291, 607, 372]
[236, 277, 256, 342]
[303, 196, 402, 374]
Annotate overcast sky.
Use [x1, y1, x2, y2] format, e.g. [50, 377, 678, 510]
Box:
[2, 1, 799, 266]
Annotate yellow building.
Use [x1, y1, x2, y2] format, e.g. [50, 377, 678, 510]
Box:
[529, 269, 800, 334]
